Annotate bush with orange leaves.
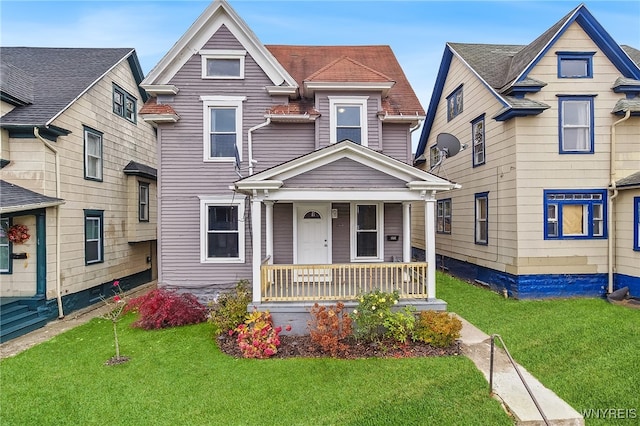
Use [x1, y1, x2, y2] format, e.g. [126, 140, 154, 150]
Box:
[308, 302, 353, 357]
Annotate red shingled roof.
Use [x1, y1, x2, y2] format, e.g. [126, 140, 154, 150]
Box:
[139, 97, 178, 115]
[266, 45, 424, 116]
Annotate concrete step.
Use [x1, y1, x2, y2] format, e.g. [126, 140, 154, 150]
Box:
[456, 315, 584, 426]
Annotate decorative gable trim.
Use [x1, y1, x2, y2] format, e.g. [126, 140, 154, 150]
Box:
[140, 0, 297, 90]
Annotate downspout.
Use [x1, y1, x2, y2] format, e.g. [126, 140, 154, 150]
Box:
[608, 110, 631, 294]
[247, 118, 271, 176]
[34, 127, 64, 318]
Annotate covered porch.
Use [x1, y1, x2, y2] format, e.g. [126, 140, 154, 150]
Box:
[234, 141, 459, 308]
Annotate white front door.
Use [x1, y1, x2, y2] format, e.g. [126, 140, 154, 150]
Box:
[295, 203, 331, 281]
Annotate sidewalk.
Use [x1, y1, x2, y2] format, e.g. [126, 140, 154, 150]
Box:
[457, 315, 584, 426]
[0, 282, 156, 359]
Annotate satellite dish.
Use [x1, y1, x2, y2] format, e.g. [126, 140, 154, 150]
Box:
[436, 133, 462, 158]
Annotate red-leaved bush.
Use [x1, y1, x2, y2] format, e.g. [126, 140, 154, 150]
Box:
[124, 288, 208, 330]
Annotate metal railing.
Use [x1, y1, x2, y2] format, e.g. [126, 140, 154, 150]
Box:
[260, 262, 428, 302]
[490, 334, 550, 426]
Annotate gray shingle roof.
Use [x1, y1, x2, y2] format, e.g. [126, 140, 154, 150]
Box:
[0, 180, 64, 213]
[123, 161, 157, 180]
[0, 47, 136, 127]
[616, 171, 640, 188]
[0, 62, 34, 105]
[622, 45, 640, 67]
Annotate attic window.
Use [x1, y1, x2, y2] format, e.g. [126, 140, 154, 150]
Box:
[329, 96, 368, 146]
[113, 84, 137, 123]
[446, 85, 463, 121]
[200, 50, 246, 79]
[557, 52, 594, 78]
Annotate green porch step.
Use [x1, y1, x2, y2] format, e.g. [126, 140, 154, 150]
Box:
[0, 304, 48, 343]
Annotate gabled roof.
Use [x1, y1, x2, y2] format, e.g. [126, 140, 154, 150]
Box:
[0, 47, 146, 141]
[0, 180, 64, 214]
[415, 4, 640, 158]
[266, 45, 424, 116]
[235, 140, 458, 195]
[140, 0, 296, 91]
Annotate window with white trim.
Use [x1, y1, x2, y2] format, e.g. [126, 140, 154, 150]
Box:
[200, 197, 245, 263]
[472, 115, 485, 166]
[201, 96, 245, 162]
[475, 192, 488, 245]
[0, 217, 10, 273]
[200, 50, 246, 79]
[437, 199, 451, 234]
[139, 182, 149, 222]
[559, 96, 594, 153]
[351, 203, 383, 261]
[429, 145, 441, 169]
[84, 127, 103, 181]
[85, 210, 104, 264]
[329, 97, 368, 146]
[544, 190, 607, 239]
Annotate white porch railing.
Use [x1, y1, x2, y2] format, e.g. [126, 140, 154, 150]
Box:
[260, 262, 428, 302]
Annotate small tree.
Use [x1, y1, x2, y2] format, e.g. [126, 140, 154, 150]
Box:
[101, 280, 128, 365]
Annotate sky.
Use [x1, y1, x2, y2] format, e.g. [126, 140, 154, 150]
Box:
[1, 0, 639, 148]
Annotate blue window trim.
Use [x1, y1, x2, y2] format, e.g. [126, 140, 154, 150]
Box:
[543, 189, 607, 240]
[84, 209, 104, 265]
[112, 83, 137, 124]
[83, 126, 103, 182]
[558, 95, 595, 154]
[471, 114, 486, 167]
[436, 198, 452, 234]
[0, 216, 13, 274]
[474, 192, 489, 245]
[634, 197, 640, 251]
[446, 84, 463, 122]
[556, 51, 595, 78]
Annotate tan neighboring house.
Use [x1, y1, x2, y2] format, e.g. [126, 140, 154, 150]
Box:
[412, 4, 640, 298]
[0, 47, 158, 342]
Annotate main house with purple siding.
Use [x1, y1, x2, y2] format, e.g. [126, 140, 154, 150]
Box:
[140, 0, 458, 323]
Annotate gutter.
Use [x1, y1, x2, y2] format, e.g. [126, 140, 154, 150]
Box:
[608, 110, 631, 294]
[34, 127, 64, 319]
[247, 118, 271, 176]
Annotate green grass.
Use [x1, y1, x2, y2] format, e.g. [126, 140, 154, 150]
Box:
[1, 313, 510, 426]
[438, 272, 640, 425]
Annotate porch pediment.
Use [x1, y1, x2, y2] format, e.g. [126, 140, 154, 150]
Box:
[234, 141, 459, 198]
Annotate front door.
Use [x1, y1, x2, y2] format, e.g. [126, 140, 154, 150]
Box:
[295, 203, 331, 281]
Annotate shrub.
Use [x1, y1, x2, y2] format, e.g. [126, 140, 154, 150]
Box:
[383, 306, 416, 345]
[124, 288, 208, 330]
[413, 310, 462, 348]
[350, 290, 400, 342]
[308, 302, 353, 356]
[208, 280, 252, 334]
[231, 309, 282, 359]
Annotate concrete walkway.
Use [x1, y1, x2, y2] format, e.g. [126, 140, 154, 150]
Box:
[457, 315, 584, 426]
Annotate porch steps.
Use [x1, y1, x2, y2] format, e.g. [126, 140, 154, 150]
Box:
[0, 302, 48, 343]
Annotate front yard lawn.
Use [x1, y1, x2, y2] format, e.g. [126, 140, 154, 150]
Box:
[0, 312, 510, 426]
[438, 272, 640, 425]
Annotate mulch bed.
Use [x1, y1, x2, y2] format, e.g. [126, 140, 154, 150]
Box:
[217, 334, 462, 359]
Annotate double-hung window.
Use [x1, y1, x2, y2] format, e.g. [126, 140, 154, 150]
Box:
[0, 217, 10, 273]
[429, 145, 441, 169]
[558, 96, 594, 153]
[351, 203, 383, 261]
[475, 192, 488, 245]
[472, 115, 485, 166]
[201, 96, 245, 162]
[84, 127, 103, 181]
[437, 199, 452, 234]
[446, 85, 463, 121]
[200, 50, 246, 79]
[139, 182, 149, 222]
[85, 210, 104, 264]
[200, 197, 245, 263]
[329, 97, 368, 146]
[557, 52, 594, 78]
[544, 189, 607, 239]
[113, 84, 137, 123]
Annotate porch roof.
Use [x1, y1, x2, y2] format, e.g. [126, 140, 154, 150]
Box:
[0, 180, 64, 214]
[234, 140, 460, 199]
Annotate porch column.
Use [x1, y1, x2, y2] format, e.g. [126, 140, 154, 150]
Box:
[265, 201, 274, 265]
[424, 196, 436, 299]
[251, 196, 262, 304]
[402, 202, 411, 262]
